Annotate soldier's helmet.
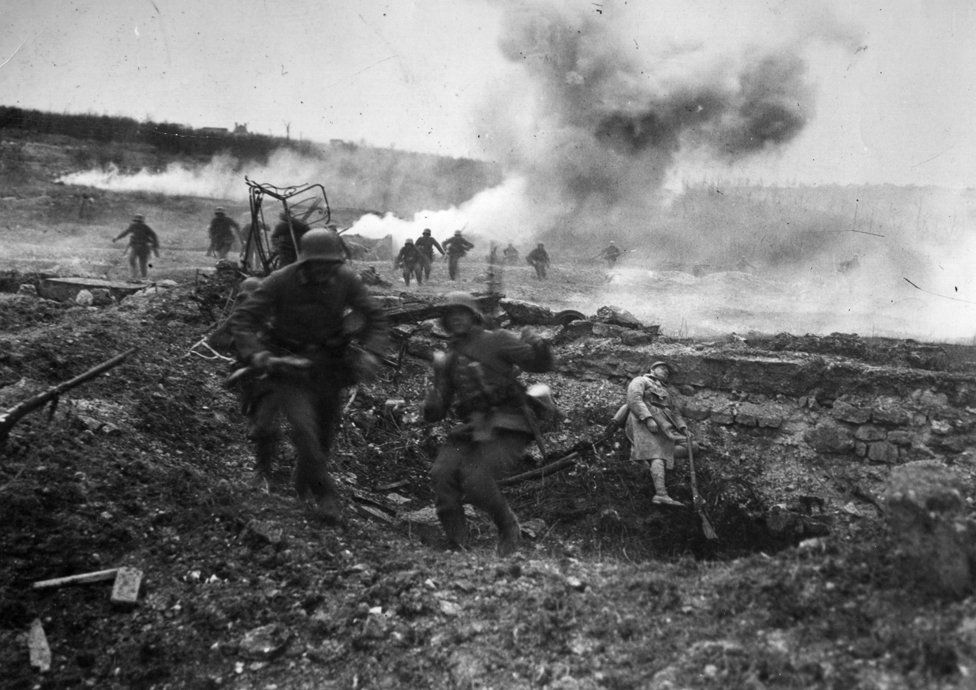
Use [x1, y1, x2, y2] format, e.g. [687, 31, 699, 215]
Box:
[298, 229, 346, 263]
[454, 230, 462, 236]
[405, 238, 414, 244]
[133, 214, 145, 222]
[423, 228, 432, 236]
[648, 361, 672, 378]
[215, 207, 225, 215]
[440, 291, 484, 329]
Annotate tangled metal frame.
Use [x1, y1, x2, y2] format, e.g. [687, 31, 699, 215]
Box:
[241, 177, 332, 275]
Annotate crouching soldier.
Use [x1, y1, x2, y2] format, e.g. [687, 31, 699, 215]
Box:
[231, 229, 388, 521]
[423, 292, 554, 556]
[624, 361, 688, 507]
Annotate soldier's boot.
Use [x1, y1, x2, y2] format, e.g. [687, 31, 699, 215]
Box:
[649, 458, 684, 507]
[295, 463, 343, 524]
[436, 507, 468, 551]
[495, 508, 521, 557]
[250, 436, 275, 494]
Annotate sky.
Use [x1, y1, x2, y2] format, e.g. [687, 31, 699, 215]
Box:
[3, 0, 976, 189]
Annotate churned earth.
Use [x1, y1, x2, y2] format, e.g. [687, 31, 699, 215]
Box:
[1, 262, 976, 690]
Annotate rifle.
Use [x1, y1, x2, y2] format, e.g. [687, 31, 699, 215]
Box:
[499, 412, 625, 487]
[661, 407, 717, 540]
[0, 348, 137, 443]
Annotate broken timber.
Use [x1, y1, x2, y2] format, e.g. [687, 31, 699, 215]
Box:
[0, 348, 137, 442]
[32, 568, 119, 589]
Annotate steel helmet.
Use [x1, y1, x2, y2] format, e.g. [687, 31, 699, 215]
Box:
[215, 207, 225, 215]
[133, 214, 145, 222]
[423, 228, 432, 236]
[405, 238, 414, 244]
[440, 291, 484, 329]
[648, 361, 672, 378]
[454, 230, 462, 236]
[298, 229, 345, 262]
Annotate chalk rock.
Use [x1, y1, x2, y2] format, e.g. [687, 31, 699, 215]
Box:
[885, 460, 976, 598]
[239, 623, 292, 660]
[595, 305, 642, 329]
[75, 289, 94, 306]
[804, 420, 854, 453]
[18, 283, 38, 297]
[499, 298, 554, 325]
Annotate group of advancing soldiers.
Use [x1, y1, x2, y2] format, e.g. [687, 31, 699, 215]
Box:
[394, 228, 474, 285]
[223, 226, 692, 557]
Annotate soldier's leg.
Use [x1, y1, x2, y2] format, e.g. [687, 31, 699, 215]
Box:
[430, 441, 468, 548]
[127, 250, 138, 280]
[138, 251, 149, 279]
[403, 268, 411, 286]
[461, 432, 528, 556]
[648, 458, 684, 507]
[278, 382, 341, 521]
[448, 256, 459, 280]
[246, 384, 279, 492]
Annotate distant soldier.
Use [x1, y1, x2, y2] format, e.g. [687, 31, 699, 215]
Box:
[526, 242, 551, 280]
[503, 243, 519, 265]
[600, 241, 622, 266]
[394, 238, 424, 286]
[442, 230, 474, 281]
[487, 242, 500, 266]
[414, 228, 444, 281]
[230, 229, 389, 520]
[424, 292, 555, 556]
[112, 213, 159, 282]
[207, 207, 241, 260]
[78, 193, 96, 220]
[271, 212, 311, 267]
[623, 361, 689, 507]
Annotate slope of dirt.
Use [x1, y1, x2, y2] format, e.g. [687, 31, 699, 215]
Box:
[2, 275, 976, 689]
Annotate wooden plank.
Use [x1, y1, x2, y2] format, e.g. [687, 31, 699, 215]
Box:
[110, 567, 143, 605]
[28, 619, 51, 672]
[32, 568, 119, 590]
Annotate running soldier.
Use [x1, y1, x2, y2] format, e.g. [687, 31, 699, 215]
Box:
[230, 229, 389, 521]
[526, 243, 551, 280]
[414, 228, 444, 281]
[424, 292, 554, 556]
[207, 207, 241, 260]
[112, 213, 159, 281]
[442, 230, 474, 281]
[503, 243, 519, 265]
[394, 238, 424, 286]
[600, 241, 622, 266]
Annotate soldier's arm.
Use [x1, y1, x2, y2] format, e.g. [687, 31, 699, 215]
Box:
[626, 377, 654, 422]
[230, 277, 279, 363]
[433, 239, 444, 254]
[113, 227, 131, 242]
[496, 329, 553, 373]
[345, 273, 389, 356]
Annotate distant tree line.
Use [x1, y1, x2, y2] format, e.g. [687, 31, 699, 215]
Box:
[0, 106, 316, 160]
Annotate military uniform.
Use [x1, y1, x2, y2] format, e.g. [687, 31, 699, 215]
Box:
[113, 216, 159, 281]
[231, 230, 388, 519]
[526, 244, 551, 279]
[442, 233, 474, 281]
[394, 241, 424, 286]
[208, 210, 240, 260]
[414, 230, 444, 280]
[424, 293, 554, 555]
[601, 243, 622, 266]
[271, 216, 311, 267]
[624, 363, 688, 506]
[503, 244, 519, 265]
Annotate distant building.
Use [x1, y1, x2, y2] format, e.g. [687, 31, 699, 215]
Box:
[233, 122, 249, 135]
[199, 127, 229, 135]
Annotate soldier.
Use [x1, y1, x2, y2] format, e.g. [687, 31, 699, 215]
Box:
[230, 229, 389, 520]
[394, 238, 424, 286]
[207, 207, 241, 260]
[526, 242, 551, 280]
[424, 292, 554, 556]
[442, 230, 474, 281]
[503, 243, 519, 265]
[270, 212, 311, 267]
[112, 213, 159, 282]
[600, 241, 622, 266]
[414, 228, 444, 281]
[623, 361, 688, 507]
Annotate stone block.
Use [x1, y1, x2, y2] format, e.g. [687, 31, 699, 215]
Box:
[872, 406, 910, 426]
[887, 430, 914, 446]
[595, 305, 642, 329]
[619, 329, 656, 346]
[832, 400, 870, 424]
[854, 424, 885, 442]
[854, 441, 868, 457]
[682, 403, 711, 421]
[734, 411, 758, 427]
[867, 441, 899, 464]
[711, 405, 735, 425]
[758, 414, 784, 429]
[804, 420, 854, 453]
[885, 461, 976, 599]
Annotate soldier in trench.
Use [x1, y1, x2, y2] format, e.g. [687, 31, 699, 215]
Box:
[623, 361, 689, 507]
[423, 292, 554, 556]
[230, 228, 389, 520]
